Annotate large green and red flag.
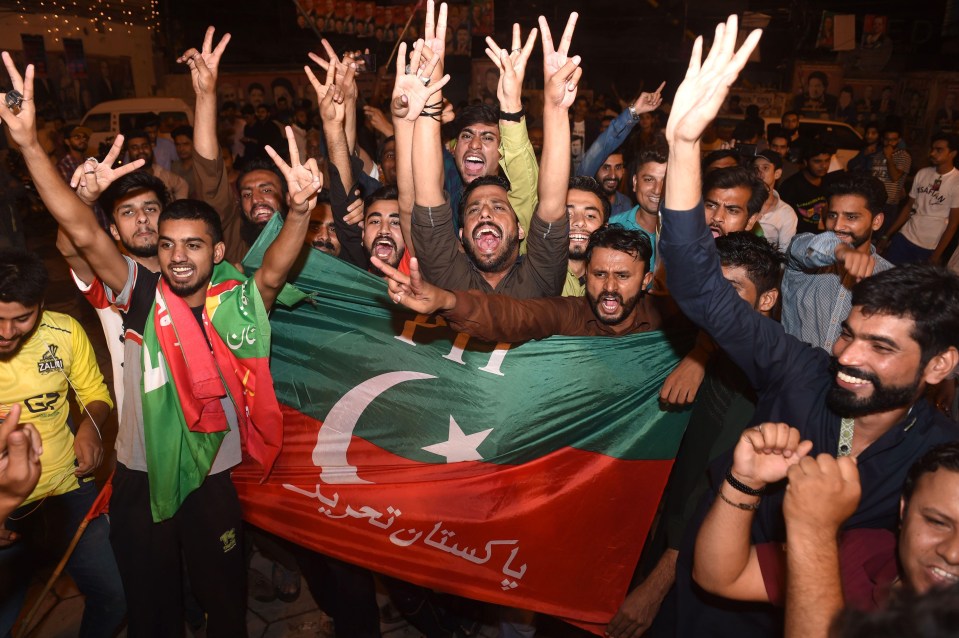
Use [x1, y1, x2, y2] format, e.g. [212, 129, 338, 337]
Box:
[233, 218, 692, 633]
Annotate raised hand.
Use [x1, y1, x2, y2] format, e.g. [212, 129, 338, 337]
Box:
[730, 422, 813, 490]
[632, 81, 666, 116]
[307, 39, 359, 104]
[421, 0, 448, 75]
[265, 127, 323, 217]
[0, 52, 38, 149]
[539, 13, 582, 109]
[372, 255, 456, 315]
[69, 134, 145, 205]
[783, 454, 861, 534]
[666, 15, 761, 145]
[316, 59, 352, 126]
[391, 40, 450, 122]
[484, 23, 538, 112]
[176, 26, 231, 96]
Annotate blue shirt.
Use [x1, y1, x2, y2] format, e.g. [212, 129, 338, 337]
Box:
[609, 206, 656, 273]
[782, 232, 893, 352]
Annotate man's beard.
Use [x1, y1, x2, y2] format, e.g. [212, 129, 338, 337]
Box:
[569, 245, 588, 261]
[0, 317, 40, 362]
[834, 231, 871, 249]
[311, 239, 337, 254]
[365, 235, 403, 268]
[241, 216, 267, 245]
[121, 237, 157, 259]
[587, 289, 641, 326]
[463, 224, 519, 274]
[826, 357, 922, 417]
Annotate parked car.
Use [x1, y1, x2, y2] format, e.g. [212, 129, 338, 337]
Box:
[79, 97, 193, 152]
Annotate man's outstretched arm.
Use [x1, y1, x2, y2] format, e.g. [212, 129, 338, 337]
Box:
[0, 52, 139, 293]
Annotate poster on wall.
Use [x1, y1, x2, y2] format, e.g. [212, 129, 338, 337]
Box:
[63, 38, 88, 79]
[790, 63, 843, 120]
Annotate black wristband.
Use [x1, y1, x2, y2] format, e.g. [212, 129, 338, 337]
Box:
[499, 108, 525, 122]
[725, 468, 765, 496]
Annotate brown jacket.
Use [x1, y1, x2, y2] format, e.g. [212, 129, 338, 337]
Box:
[192, 152, 250, 265]
[444, 289, 678, 342]
[411, 198, 568, 299]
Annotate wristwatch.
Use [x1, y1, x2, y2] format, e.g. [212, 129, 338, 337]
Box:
[628, 105, 641, 121]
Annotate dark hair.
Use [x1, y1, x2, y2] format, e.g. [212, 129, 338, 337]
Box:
[807, 70, 828, 87]
[568, 176, 611, 223]
[702, 149, 741, 171]
[171, 125, 194, 140]
[767, 127, 789, 144]
[715, 231, 783, 295]
[364, 185, 399, 210]
[221, 100, 237, 111]
[826, 173, 887, 218]
[703, 166, 768, 216]
[802, 141, 833, 161]
[458, 174, 512, 225]
[851, 265, 959, 366]
[270, 77, 294, 95]
[584, 224, 652, 271]
[0, 248, 48, 306]
[453, 103, 500, 135]
[123, 129, 150, 144]
[100, 170, 170, 217]
[241, 104, 255, 115]
[630, 148, 668, 177]
[902, 442, 959, 510]
[832, 581, 959, 638]
[247, 82, 265, 95]
[159, 199, 224, 245]
[781, 110, 800, 121]
[236, 157, 287, 196]
[932, 132, 959, 154]
[881, 126, 902, 138]
[135, 114, 160, 129]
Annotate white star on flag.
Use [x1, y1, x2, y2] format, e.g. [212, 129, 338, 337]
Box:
[422, 416, 493, 463]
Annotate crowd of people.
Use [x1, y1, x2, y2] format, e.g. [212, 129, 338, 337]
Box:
[1, 5, 959, 638]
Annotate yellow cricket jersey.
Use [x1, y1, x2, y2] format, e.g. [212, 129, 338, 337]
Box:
[0, 311, 113, 505]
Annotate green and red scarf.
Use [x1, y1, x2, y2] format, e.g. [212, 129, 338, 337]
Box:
[141, 261, 292, 521]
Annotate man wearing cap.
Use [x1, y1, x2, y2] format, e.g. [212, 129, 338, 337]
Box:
[56, 124, 92, 185]
[752, 149, 798, 252]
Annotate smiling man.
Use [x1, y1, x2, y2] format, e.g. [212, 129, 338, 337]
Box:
[656, 16, 959, 638]
[563, 176, 610, 296]
[608, 148, 668, 273]
[0, 248, 124, 638]
[782, 173, 893, 352]
[694, 435, 959, 636]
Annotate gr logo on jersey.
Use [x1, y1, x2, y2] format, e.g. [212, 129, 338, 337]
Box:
[24, 393, 61, 413]
[38, 344, 64, 374]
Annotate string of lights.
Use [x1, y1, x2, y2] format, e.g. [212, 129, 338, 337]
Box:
[12, 0, 160, 40]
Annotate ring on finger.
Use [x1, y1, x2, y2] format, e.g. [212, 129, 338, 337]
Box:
[85, 157, 99, 167]
[511, 48, 521, 53]
[4, 89, 24, 111]
[418, 76, 430, 86]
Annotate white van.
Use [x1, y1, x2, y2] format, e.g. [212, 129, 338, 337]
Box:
[712, 115, 864, 169]
[79, 97, 193, 152]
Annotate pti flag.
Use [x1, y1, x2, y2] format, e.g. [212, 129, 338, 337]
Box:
[233, 218, 692, 633]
